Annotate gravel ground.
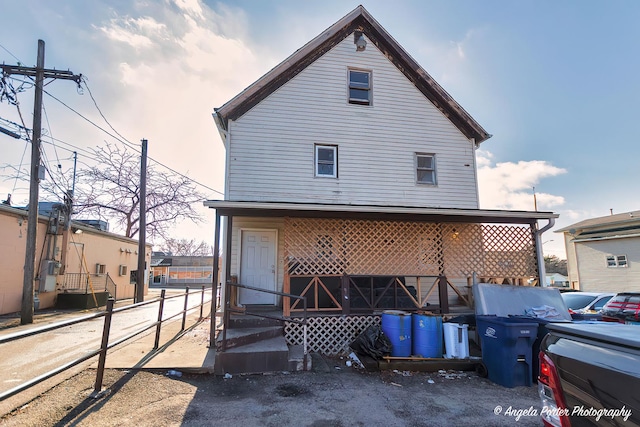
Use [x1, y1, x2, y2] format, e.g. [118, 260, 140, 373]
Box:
[1, 361, 542, 427]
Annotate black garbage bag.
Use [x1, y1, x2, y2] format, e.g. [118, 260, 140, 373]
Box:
[350, 325, 392, 360]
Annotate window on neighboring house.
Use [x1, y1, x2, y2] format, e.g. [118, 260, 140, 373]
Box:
[348, 69, 371, 105]
[416, 153, 436, 185]
[95, 264, 106, 275]
[606, 254, 628, 268]
[315, 145, 337, 178]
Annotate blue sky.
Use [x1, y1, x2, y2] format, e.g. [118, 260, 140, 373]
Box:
[1, 0, 639, 258]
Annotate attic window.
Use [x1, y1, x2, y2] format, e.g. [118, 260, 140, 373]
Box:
[348, 69, 371, 105]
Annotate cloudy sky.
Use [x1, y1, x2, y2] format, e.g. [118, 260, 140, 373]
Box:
[1, 0, 639, 258]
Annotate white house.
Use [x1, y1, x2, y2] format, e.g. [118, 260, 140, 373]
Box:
[557, 210, 640, 292]
[545, 273, 569, 288]
[205, 6, 557, 354]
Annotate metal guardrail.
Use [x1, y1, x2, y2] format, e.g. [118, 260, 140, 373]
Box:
[222, 282, 308, 371]
[0, 286, 209, 401]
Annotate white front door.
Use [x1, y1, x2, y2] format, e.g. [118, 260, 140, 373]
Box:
[239, 230, 277, 305]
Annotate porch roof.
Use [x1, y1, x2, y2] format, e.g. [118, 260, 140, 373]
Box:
[204, 200, 557, 225]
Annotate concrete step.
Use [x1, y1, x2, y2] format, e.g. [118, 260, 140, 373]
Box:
[216, 326, 283, 350]
[288, 344, 312, 372]
[228, 315, 283, 329]
[214, 336, 290, 375]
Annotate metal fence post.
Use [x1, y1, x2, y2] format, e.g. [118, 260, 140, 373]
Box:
[92, 298, 114, 397]
[200, 285, 205, 319]
[154, 289, 166, 349]
[182, 287, 190, 331]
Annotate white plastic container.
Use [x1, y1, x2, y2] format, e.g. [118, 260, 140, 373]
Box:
[443, 323, 469, 359]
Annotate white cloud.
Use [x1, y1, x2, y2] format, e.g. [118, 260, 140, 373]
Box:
[477, 149, 567, 211]
[89, 0, 272, 185]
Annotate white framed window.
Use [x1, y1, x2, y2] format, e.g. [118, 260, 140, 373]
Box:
[416, 153, 436, 185]
[348, 69, 371, 105]
[119, 265, 128, 276]
[606, 254, 628, 268]
[95, 263, 106, 275]
[315, 145, 337, 178]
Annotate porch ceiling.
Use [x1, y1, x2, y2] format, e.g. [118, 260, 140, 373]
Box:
[203, 200, 557, 225]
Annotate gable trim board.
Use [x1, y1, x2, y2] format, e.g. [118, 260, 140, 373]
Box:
[213, 5, 490, 145]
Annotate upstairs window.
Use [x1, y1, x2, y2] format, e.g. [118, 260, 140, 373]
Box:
[416, 153, 436, 185]
[315, 145, 337, 178]
[348, 69, 371, 105]
[606, 254, 628, 268]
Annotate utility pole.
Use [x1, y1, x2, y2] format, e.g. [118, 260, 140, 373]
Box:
[1, 40, 82, 324]
[135, 139, 148, 303]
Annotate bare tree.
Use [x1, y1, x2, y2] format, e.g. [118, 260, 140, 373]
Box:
[35, 143, 205, 241]
[544, 255, 568, 276]
[160, 238, 212, 256]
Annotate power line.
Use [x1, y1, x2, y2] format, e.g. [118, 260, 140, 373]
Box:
[75, 78, 224, 196]
[45, 81, 225, 196]
[0, 42, 23, 64]
[5, 75, 225, 197]
[42, 101, 63, 171]
[81, 78, 131, 145]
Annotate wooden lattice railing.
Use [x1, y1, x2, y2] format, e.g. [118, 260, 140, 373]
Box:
[282, 217, 538, 314]
[284, 218, 537, 277]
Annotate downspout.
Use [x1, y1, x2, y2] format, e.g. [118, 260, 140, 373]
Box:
[470, 138, 480, 208]
[534, 218, 555, 287]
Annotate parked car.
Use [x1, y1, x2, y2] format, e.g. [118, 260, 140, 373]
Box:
[560, 291, 615, 314]
[601, 292, 640, 323]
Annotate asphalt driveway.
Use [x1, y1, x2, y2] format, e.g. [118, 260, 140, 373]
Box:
[1, 362, 541, 427]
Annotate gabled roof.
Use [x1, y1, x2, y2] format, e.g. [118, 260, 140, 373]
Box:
[556, 210, 640, 233]
[213, 5, 491, 144]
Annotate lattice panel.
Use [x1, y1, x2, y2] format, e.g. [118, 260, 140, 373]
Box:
[284, 218, 537, 279]
[285, 218, 346, 276]
[285, 315, 381, 355]
[440, 223, 537, 277]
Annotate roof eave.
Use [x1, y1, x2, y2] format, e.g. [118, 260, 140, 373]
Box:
[203, 200, 557, 224]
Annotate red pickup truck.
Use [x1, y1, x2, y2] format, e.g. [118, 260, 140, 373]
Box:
[538, 322, 640, 426]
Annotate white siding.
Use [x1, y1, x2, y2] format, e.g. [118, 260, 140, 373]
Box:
[227, 34, 479, 208]
[564, 233, 580, 288]
[574, 237, 640, 293]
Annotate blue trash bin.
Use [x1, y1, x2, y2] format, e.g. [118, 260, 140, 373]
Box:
[381, 310, 412, 357]
[412, 313, 443, 358]
[476, 315, 538, 387]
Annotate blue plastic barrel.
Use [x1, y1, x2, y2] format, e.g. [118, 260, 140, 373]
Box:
[412, 314, 443, 358]
[381, 310, 412, 357]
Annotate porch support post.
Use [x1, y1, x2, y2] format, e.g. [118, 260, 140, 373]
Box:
[221, 215, 233, 351]
[209, 211, 221, 347]
[438, 275, 449, 314]
[534, 218, 555, 287]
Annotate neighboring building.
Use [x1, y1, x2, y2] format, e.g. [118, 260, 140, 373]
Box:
[545, 273, 569, 288]
[150, 253, 215, 287]
[557, 210, 640, 293]
[0, 203, 151, 315]
[206, 6, 557, 354]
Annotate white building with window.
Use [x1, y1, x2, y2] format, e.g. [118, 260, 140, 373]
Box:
[557, 210, 640, 292]
[205, 5, 556, 355]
